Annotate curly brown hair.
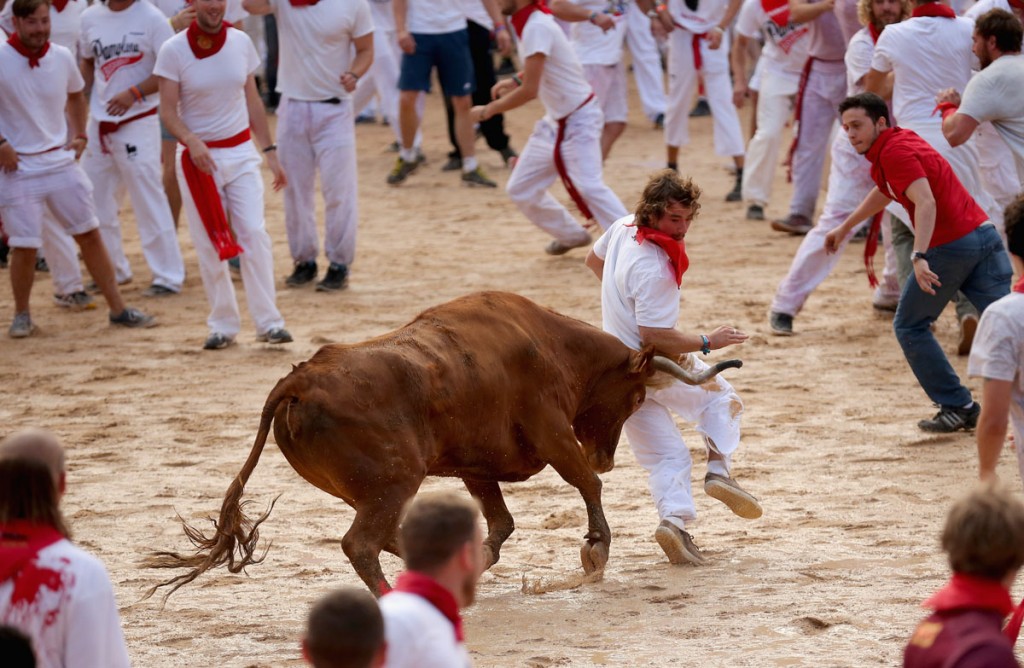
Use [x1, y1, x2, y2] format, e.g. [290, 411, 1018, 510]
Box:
[856, 0, 911, 30]
[942, 482, 1024, 581]
[634, 170, 702, 229]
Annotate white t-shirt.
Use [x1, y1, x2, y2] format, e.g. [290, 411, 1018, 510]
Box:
[0, 0, 86, 54]
[958, 54, 1024, 184]
[872, 15, 977, 124]
[79, 0, 172, 123]
[406, 0, 465, 34]
[0, 42, 82, 173]
[147, 0, 248, 22]
[734, 0, 809, 80]
[806, 0, 845, 60]
[518, 10, 593, 119]
[461, 0, 492, 30]
[269, 0, 372, 100]
[0, 538, 131, 668]
[569, 0, 628, 66]
[154, 27, 260, 141]
[593, 215, 681, 350]
[965, 0, 1011, 19]
[379, 591, 472, 668]
[844, 26, 873, 95]
[667, 0, 727, 34]
[369, 0, 395, 32]
[968, 292, 1024, 467]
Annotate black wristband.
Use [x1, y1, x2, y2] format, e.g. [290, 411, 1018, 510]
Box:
[345, 71, 360, 81]
[262, 144, 277, 154]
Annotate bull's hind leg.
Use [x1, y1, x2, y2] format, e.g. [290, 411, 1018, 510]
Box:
[463, 479, 514, 570]
[341, 491, 412, 596]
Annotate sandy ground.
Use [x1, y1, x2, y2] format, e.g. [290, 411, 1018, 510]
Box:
[1, 73, 1018, 668]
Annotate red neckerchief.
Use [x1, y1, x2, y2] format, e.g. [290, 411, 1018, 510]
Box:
[761, 0, 790, 28]
[1014, 275, 1024, 294]
[868, 21, 882, 43]
[0, 521, 64, 582]
[912, 2, 956, 19]
[389, 571, 464, 642]
[7, 33, 49, 68]
[186, 20, 231, 59]
[631, 224, 689, 287]
[52, 0, 69, 11]
[510, 0, 552, 38]
[288, 0, 319, 6]
[924, 573, 1014, 617]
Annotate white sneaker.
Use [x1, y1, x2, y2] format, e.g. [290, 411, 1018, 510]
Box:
[9, 312, 37, 338]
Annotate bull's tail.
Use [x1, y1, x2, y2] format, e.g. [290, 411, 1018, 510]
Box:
[143, 380, 292, 602]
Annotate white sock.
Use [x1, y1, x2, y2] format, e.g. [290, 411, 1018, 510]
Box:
[399, 147, 417, 163]
[462, 156, 478, 172]
[707, 459, 729, 477]
[663, 516, 686, 531]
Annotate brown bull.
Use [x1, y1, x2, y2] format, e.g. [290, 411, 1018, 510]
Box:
[148, 291, 740, 597]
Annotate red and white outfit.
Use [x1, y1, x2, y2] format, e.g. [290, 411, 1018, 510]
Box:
[380, 571, 472, 668]
[662, 0, 745, 158]
[79, 0, 185, 292]
[569, 0, 629, 125]
[624, 0, 667, 123]
[271, 0, 371, 271]
[0, 524, 131, 668]
[594, 216, 744, 530]
[154, 25, 287, 339]
[0, 41, 100, 250]
[506, 4, 627, 246]
[770, 23, 901, 318]
[736, 0, 809, 208]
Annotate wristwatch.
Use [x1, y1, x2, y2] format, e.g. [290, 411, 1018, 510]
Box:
[911, 250, 928, 262]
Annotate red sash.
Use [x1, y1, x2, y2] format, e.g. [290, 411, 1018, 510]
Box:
[7, 33, 49, 68]
[912, 2, 956, 18]
[510, 0, 552, 38]
[180, 129, 250, 260]
[784, 55, 817, 183]
[389, 571, 464, 642]
[0, 522, 64, 582]
[98, 107, 158, 155]
[863, 211, 886, 287]
[554, 94, 597, 226]
[186, 20, 231, 59]
[632, 224, 690, 286]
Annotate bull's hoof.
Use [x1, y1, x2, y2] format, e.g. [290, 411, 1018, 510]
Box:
[580, 541, 609, 574]
[482, 544, 498, 571]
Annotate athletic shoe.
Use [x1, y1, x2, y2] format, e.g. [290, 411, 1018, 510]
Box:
[771, 214, 813, 235]
[746, 204, 765, 221]
[769, 311, 794, 336]
[918, 403, 980, 433]
[387, 157, 419, 185]
[462, 167, 497, 188]
[109, 307, 156, 328]
[53, 291, 96, 311]
[441, 155, 463, 172]
[35, 256, 49, 273]
[957, 312, 978, 357]
[387, 140, 400, 153]
[354, 113, 377, 125]
[500, 146, 518, 169]
[544, 237, 591, 256]
[0, 237, 9, 268]
[203, 332, 235, 350]
[256, 327, 293, 344]
[654, 520, 705, 566]
[872, 297, 899, 313]
[654, 112, 665, 129]
[704, 473, 763, 519]
[689, 98, 711, 117]
[142, 284, 177, 297]
[9, 312, 37, 339]
[228, 256, 241, 277]
[316, 263, 348, 292]
[285, 261, 317, 287]
[725, 169, 742, 202]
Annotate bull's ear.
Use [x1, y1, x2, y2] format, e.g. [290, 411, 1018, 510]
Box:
[629, 345, 657, 376]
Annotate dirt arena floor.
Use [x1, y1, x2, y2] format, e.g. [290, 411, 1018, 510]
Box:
[1, 73, 1017, 667]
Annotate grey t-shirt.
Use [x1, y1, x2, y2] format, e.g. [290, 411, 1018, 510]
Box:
[958, 54, 1024, 184]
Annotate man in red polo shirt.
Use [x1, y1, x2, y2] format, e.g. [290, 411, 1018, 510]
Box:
[825, 92, 1012, 433]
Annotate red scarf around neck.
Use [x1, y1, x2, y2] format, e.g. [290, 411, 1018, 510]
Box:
[389, 571, 464, 642]
[186, 19, 231, 59]
[52, 0, 69, 11]
[925, 572, 1024, 645]
[287, 0, 319, 6]
[1014, 275, 1024, 294]
[868, 21, 882, 43]
[510, 0, 552, 38]
[632, 225, 690, 287]
[7, 33, 49, 68]
[912, 1, 956, 19]
[761, 0, 791, 28]
[0, 521, 64, 582]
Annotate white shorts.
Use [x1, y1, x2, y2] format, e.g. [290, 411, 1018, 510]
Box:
[584, 62, 628, 124]
[0, 162, 98, 248]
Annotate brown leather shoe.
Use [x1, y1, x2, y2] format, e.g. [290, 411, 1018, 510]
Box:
[770, 214, 813, 235]
[654, 520, 706, 566]
[704, 473, 763, 519]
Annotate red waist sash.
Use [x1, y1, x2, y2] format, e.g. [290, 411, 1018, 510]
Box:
[98, 107, 158, 155]
[180, 128, 249, 260]
[554, 93, 597, 226]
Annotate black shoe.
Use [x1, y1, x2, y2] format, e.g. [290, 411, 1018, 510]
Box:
[35, 256, 49, 273]
[285, 261, 317, 287]
[441, 155, 463, 172]
[769, 311, 794, 336]
[654, 112, 665, 129]
[725, 169, 742, 202]
[499, 146, 518, 168]
[0, 238, 9, 268]
[315, 262, 349, 292]
[387, 157, 419, 185]
[690, 98, 711, 117]
[746, 204, 765, 220]
[918, 403, 980, 433]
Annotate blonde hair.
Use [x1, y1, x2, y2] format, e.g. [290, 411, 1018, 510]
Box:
[857, 0, 911, 28]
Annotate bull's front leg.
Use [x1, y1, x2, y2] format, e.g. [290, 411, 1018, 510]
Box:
[463, 479, 515, 570]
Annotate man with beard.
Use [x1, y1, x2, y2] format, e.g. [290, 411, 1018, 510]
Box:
[378, 492, 484, 668]
[826, 93, 1012, 433]
[0, 0, 156, 337]
[155, 0, 291, 350]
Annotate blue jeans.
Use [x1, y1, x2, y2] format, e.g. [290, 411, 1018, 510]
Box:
[894, 224, 1012, 408]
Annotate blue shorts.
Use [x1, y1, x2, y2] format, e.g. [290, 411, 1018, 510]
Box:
[398, 29, 475, 97]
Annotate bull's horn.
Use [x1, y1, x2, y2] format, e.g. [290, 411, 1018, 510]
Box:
[652, 355, 743, 386]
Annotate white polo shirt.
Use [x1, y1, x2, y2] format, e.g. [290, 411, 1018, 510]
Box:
[569, 0, 627, 66]
[734, 0, 809, 81]
[153, 27, 260, 141]
[269, 0, 373, 101]
[518, 9, 593, 119]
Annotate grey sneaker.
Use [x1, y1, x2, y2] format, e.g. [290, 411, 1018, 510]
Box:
[769, 311, 794, 336]
[53, 291, 96, 311]
[109, 307, 156, 328]
[462, 167, 497, 188]
[387, 157, 419, 185]
[544, 237, 591, 256]
[203, 332, 235, 350]
[142, 284, 177, 297]
[704, 473, 763, 519]
[746, 204, 765, 221]
[654, 520, 705, 566]
[9, 312, 37, 339]
[257, 327, 293, 344]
